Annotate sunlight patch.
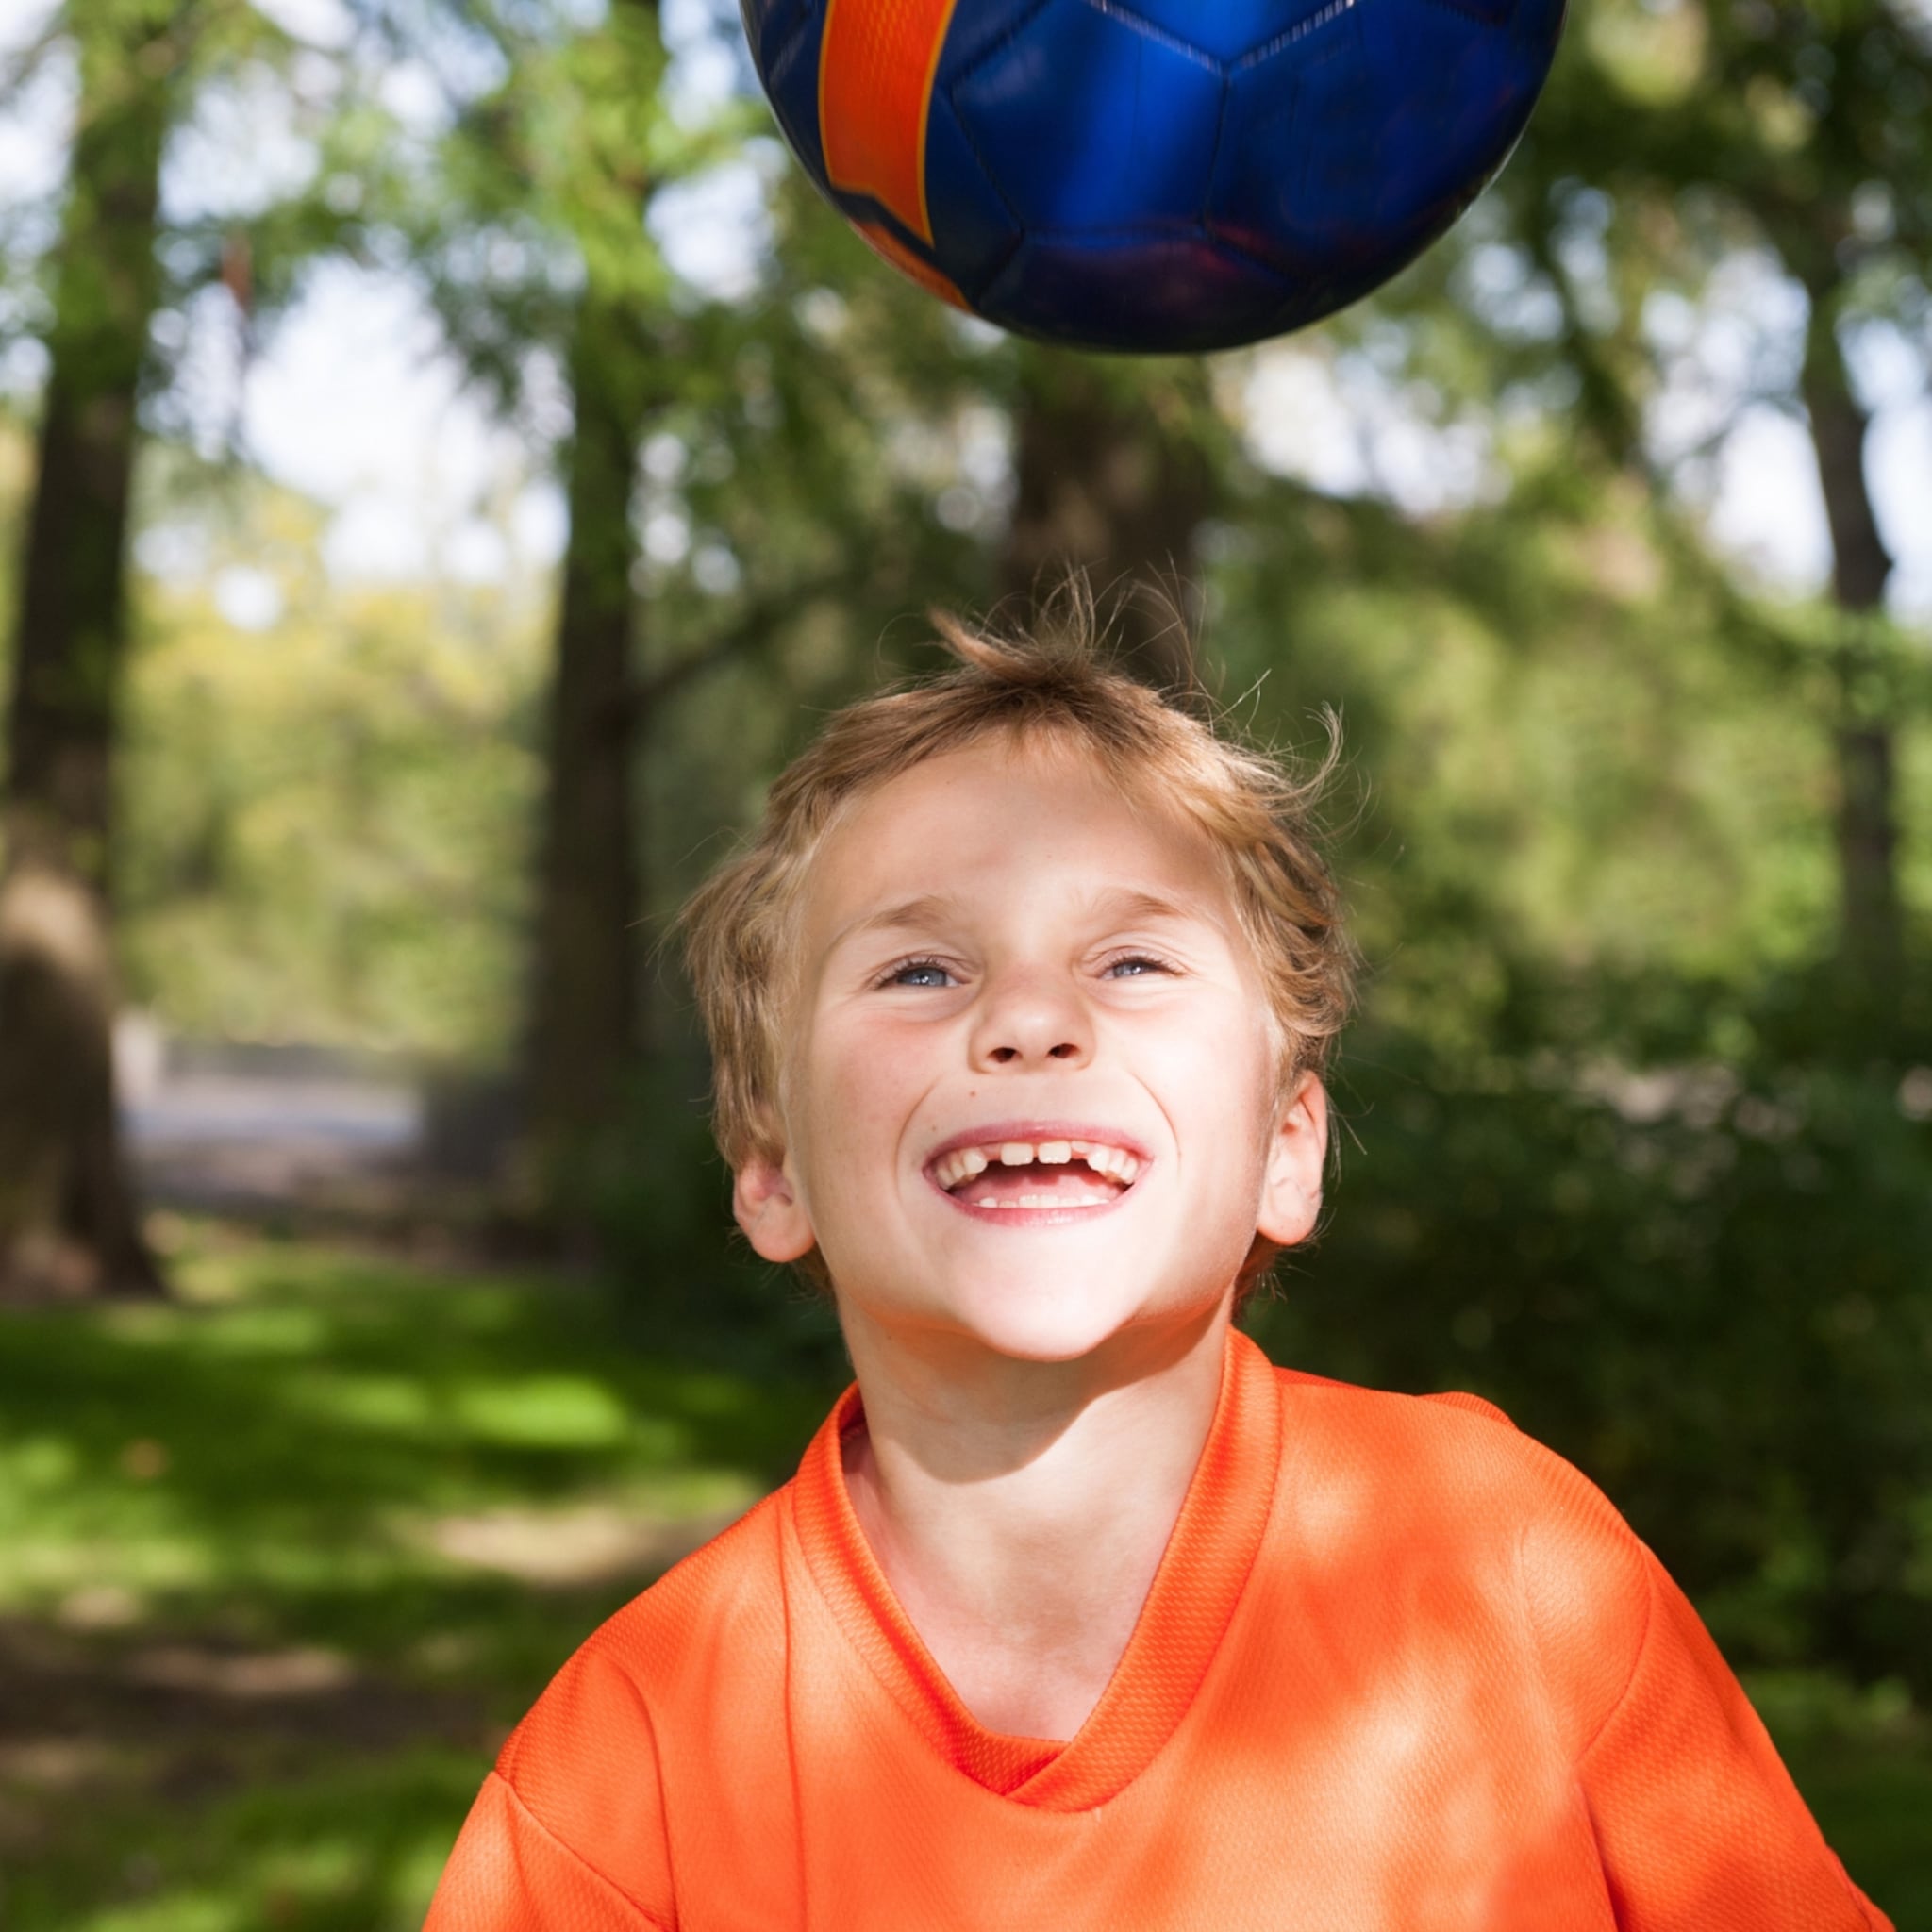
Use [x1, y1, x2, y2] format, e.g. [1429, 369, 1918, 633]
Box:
[414, 1501, 745, 1588]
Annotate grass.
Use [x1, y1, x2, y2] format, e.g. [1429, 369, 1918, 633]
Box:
[0, 1224, 1924, 1929]
[0, 1224, 833, 1931]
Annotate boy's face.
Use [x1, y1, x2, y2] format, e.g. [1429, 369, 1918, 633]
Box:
[733, 736, 1327, 1368]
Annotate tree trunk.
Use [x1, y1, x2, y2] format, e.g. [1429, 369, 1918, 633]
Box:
[1000, 352, 1214, 691]
[0, 0, 175, 1299]
[1800, 296, 1902, 1024]
[520, 289, 648, 1188]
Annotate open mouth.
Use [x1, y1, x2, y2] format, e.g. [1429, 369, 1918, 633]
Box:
[926, 1136, 1145, 1213]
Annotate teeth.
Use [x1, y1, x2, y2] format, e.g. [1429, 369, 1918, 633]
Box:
[930, 1138, 1144, 1191]
[929, 1146, 989, 1190]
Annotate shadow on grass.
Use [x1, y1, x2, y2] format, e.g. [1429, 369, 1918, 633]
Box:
[0, 1228, 835, 1636]
[2, 1740, 488, 1932]
[0, 1225, 842, 1930]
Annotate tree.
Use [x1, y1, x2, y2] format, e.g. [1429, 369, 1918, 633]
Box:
[423, 0, 692, 1192]
[0, 0, 181, 1296]
[524, 279, 654, 1162]
[0, 0, 415, 1294]
[1511, 0, 1932, 1031]
[1000, 350, 1218, 689]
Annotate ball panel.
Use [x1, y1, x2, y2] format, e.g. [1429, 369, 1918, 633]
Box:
[947, 0, 1225, 230]
[1103, 0, 1335, 65]
[1208, 0, 1557, 295]
[1209, 15, 1385, 281]
[758, 1, 831, 187]
[978, 232, 1291, 353]
[922, 92, 1027, 299]
[1505, 0, 1569, 62]
[739, 0, 811, 56]
[935, 0, 1074, 74]
[1426, 0, 1513, 25]
[1355, 0, 1556, 208]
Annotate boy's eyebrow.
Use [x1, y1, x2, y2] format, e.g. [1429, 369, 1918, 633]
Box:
[828, 893, 966, 952]
[828, 887, 1209, 954]
[1082, 888, 1201, 928]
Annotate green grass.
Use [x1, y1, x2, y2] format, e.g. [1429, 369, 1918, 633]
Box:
[0, 1225, 1924, 1929]
[0, 1225, 832, 1932]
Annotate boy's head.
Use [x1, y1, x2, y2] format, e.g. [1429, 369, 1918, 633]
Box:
[680, 602, 1353, 1357]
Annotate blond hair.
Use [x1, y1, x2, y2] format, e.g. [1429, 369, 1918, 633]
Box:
[678, 595, 1354, 1291]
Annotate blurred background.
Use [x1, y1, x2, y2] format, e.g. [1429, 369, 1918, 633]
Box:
[1, 0, 1929, 1923]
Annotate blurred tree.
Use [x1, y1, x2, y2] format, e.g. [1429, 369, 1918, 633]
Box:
[1001, 350, 1219, 689]
[419, 0, 726, 1199]
[1511, 0, 1932, 1033]
[0, 0, 181, 1296]
[0, 0, 416, 1292]
[528, 227, 657, 1168]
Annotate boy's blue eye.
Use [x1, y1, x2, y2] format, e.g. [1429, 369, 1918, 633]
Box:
[887, 959, 953, 988]
[1107, 954, 1174, 978]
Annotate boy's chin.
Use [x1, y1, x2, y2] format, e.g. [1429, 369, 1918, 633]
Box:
[908, 1269, 1225, 1367]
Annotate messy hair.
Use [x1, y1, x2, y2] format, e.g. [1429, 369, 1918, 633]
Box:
[678, 589, 1355, 1295]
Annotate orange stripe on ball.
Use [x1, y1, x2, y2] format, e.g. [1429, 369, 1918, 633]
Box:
[853, 221, 969, 308]
[818, 0, 960, 244]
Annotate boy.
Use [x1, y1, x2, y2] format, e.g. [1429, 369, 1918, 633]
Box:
[425, 611, 1890, 1930]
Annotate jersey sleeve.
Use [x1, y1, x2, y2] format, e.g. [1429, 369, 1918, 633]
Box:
[1575, 1548, 1891, 1932]
[424, 1646, 677, 1932]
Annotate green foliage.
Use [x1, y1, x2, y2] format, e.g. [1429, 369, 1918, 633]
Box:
[115, 460, 546, 1056]
[577, 1051, 849, 1385]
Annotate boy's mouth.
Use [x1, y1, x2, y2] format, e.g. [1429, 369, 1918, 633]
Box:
[925, 1136, 1144, 1211]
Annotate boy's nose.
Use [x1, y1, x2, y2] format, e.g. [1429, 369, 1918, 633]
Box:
[968, 972, 1092, 1069]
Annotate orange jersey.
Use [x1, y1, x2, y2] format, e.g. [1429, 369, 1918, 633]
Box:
[425, 1331, 1890, 1931]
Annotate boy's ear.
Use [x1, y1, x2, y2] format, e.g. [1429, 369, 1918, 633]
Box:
[1256, 1071, 1328, 1249]
[733, 1140, 817, 1263]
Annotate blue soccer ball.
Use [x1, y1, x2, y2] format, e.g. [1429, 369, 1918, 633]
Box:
[741, 0, 1565, 354]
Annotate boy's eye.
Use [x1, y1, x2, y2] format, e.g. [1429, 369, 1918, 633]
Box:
[1105, 953, 1176, 978]
[882, 957, 955, 989]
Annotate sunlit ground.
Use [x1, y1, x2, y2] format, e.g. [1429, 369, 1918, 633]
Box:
[0, 1228, 1924, 1930]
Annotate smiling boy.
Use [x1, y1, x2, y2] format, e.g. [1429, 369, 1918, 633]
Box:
[425, 613, 1890, 1930]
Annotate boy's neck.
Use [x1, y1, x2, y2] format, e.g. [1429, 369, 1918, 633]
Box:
[838, 1302, 1233, 1743]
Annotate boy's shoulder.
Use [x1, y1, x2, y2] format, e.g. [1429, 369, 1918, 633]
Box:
[1272, 1358, 1646, 1571]
[1274, 1355, 1628, 1518]
[1267, 1357, 1656, 1738]
[488, 1488, 792, 1876]
[560, 1482, 793, 1691]
[498, 1488, 788, 1754]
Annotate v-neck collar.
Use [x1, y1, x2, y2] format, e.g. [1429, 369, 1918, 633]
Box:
[789, 1326, 1283, 1811]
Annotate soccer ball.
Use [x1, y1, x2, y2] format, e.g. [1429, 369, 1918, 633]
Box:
[741, 0, 1565, 354]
